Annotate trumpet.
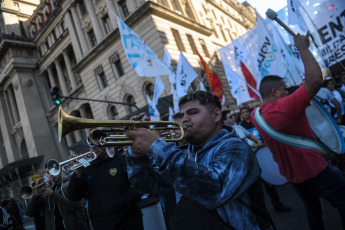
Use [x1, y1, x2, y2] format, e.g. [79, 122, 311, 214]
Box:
[58, 107, 185, 145]
[20, 179, 54, 199]
[47, 152, 97, 176]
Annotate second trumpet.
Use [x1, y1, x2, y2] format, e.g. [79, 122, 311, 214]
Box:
[47, 152, 97, 176]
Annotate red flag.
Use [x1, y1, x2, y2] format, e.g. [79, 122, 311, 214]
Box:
[240, 62, 259, 99]
[197, 51, 223, 102]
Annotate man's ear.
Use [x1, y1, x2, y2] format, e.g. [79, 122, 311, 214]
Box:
[272, 87, 279, 97]
[213, 108, 222, 123]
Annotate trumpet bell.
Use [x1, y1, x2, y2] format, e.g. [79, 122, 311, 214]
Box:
[20, 185, 33, 200]
[47, 159, 61, 176]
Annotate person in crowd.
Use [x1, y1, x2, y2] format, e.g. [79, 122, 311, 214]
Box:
[222, 110, 264, 149]
[126, 91, 275, 230]
[235, 107, 292, 212]
[0, 203, 10, 230]
[25, 167, 88, 230]
[1, 199, 23, 230]
[315, 76, 343, 124]
[251, 32, 345, 230]
[67, 132, 143, 230]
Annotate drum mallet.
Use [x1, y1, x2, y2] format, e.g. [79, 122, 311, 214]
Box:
[265, 8, 297, 38]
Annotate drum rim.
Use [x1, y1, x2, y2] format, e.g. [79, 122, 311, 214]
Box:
[308, 99, 345, 154]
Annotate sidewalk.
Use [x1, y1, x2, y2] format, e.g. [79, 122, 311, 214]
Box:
[264, 182, 342, 230]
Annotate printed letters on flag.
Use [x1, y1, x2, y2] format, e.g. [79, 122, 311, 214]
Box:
[115, 14, 171, 77]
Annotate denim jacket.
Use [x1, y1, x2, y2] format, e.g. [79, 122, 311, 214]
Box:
[127, 125, 274, 229]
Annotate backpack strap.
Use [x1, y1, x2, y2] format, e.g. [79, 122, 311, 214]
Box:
[254, 108, 330, 155]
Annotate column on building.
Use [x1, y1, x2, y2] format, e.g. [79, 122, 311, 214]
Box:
[47, 66, 57, 88]
[83, 0, 104, 42]
[70, 5, 89, 55]
[64, 10, 83, 60]
[54, 59, 69, 95]
[79, 106, 90, 137]
[62, 51, 77, 90]
[104, 0, 118, 28]
[6, 87, 20, 124]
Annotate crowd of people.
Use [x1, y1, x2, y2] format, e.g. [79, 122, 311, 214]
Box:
[1, 32, 345, 230]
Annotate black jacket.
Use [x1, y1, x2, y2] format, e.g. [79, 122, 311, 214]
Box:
[67, 154, 142, 230]
[25, 180, 88, 230]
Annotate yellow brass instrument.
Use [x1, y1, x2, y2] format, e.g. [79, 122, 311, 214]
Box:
[47, 151, 97, 176]
[58, 107, 185, 145]
[20, 179, 54, 199]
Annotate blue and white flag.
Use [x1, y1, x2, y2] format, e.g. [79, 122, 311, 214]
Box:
[164, 49, 179, 113]
[147, 95, 160, 121]
[115, 15, 171, 77]
[175, 52, 198, 100]
[168, 107, 174, 121]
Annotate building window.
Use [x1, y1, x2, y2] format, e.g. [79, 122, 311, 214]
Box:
[79, 0, 87, 16]
[184, 1, 196, 20]
[186, 34, 197, 54]
[219, 25, 227, 42]
[199, 39, 210, 58]
[171, 0, 183, 13]
[118, 0, 129, 18]
[125, 95, 136, 114]
[144, 83, 154, 100]
[107, 105, 119, 120]
[95, 66, 108, 90]
[45, 39, 49, 50]
[88, 29, 97, 47]
[102, 14, 112, 34]
[52, 29, 57, 42]
[171, 29, 185, 52]
[110, 54, 125, 78]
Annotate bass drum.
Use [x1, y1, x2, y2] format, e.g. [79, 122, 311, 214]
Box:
[306, 99, 345, 154]
[256, 146, 288, 186]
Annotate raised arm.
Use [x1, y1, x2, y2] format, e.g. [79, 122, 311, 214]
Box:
[296, 31, 323, 99]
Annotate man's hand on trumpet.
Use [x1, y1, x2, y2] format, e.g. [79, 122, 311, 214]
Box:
[127, 112, 160, 155]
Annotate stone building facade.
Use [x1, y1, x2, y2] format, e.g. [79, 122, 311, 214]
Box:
[0, 0, 256, 201]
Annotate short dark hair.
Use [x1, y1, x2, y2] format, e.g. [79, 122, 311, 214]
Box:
[239, 106, 250, 114]
[322, 77, 334, 88]
[221, 110, 231, 123]
[178, 91, 222, 111]
[259, 75, 284, 99]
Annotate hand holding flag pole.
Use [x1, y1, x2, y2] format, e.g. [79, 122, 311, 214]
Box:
[266, 8, 296, 38]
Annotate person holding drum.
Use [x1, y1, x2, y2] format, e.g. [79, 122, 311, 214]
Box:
[252, 32, 345, 230]
[223, 109, 292, 212]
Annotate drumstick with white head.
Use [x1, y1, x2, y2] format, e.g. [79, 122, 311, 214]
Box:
[265, 8, 297, 38]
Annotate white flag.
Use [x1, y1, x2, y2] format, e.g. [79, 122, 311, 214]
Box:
[152, 75, 165, 107]
[147, 95, 160, 121]
[175, 52, 198, 100]
[168, 107, 174, 121]
[287, 0, 308, 31]
[164, 49, 179, 113]
[115, 15, 171, 77]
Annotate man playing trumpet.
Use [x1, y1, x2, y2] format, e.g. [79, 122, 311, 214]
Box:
[126, 91, 275, 229]
[25, 166, 88, 230]
[67, 132, 143, 230]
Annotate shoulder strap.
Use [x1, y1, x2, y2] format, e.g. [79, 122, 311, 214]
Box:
[254, 108, 329, 155]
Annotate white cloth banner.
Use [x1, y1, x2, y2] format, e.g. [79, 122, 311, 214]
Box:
[288, 0, 345, 66]
[219, 15, 292, 104]
[164, 49, 179, 113]
[168, 107, 174, 121]
[115, 15, 171, 77]
[175, 52, 198, 100]
[287, 0, 308, 31]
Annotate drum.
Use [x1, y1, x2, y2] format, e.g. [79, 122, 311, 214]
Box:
[255, 146, 288, 186]
[305, 99, 345, 154]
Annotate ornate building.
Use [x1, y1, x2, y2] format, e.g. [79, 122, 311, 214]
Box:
[0, 0, 256, 201]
